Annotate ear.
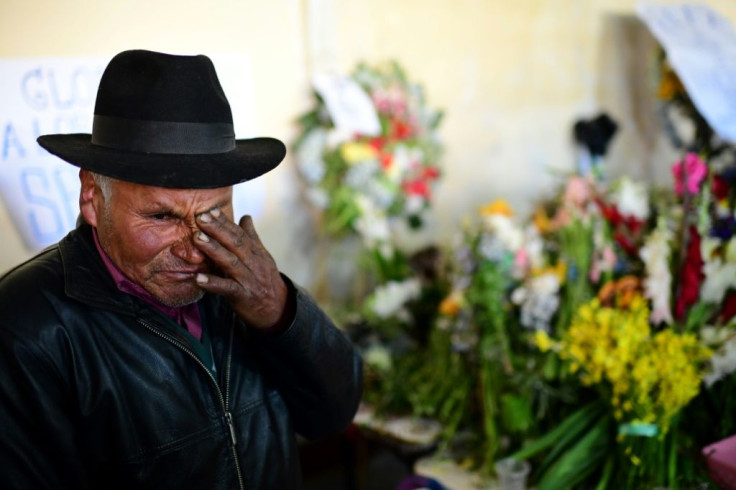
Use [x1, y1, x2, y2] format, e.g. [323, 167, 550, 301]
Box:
[79, 170, 102, 227]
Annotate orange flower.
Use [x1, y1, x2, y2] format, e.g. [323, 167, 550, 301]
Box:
[598, 275, 642, 308]
[439, 292, 464, 316]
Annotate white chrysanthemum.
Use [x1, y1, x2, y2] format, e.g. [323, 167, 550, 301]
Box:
[640, 224, 673, 325]
[370, 279, 422, 319]
[612, 177, 650, 220]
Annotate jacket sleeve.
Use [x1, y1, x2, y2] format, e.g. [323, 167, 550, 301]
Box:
[246, 280, 363, 440]
[0, 326, 91, 489]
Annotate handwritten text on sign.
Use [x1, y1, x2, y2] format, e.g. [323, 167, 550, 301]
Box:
[0, 56, 103, 250]
[0, 54, 263, 252]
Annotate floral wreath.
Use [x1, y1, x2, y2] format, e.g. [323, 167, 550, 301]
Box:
[293, 61, 444, 251]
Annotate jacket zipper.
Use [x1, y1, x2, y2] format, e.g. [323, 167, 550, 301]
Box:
[137, 319, 245, 490]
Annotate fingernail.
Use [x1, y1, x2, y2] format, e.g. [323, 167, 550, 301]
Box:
[197, 231, 209, 242]
[210, 208, 221, 218]
[198, 213, 212, 223]
[196, 273, 208, 284]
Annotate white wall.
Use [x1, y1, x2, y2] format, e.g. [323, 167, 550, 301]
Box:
[2, 0, 736, 294]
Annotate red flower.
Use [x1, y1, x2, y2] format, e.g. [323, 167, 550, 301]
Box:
[721, 292, 736, 323]
[713, 174, 729, 201]
[595, 198, 623, 227]
[403, 179, 430, 198]
[675, 226, 704, 321]
[422, 166, 440, 180]
[368, 137, 385, 152]
[596, 197, 645, 255]
[380, 153, 393, 170]
[391, 119, 413, 140]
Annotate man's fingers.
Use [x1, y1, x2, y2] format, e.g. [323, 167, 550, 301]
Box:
[194, 229, 247, 277]
[196, 272, 244, 299]
[197, 208, 250, 254]
[238, 215, 262, 243]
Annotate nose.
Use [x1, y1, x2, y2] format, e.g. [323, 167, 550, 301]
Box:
[170, 232, 207, 265]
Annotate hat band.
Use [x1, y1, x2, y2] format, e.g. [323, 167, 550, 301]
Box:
[91, 115, 236, 154]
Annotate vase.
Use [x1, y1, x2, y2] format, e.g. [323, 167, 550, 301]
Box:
[494, 458, 531, 490]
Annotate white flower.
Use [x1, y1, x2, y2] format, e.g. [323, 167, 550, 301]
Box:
[370, 278, 422, 319]
[405, 194, 425, 215]
[295, 129, 327, 184]
[345, 161, 380, 189]
[305, 188, 329, 209]
[512, 273, 561, 332]
[700, 259, 736, 304]
[612, 177, 650, 220]
[640, 223, 673, 325]
[354, 195, 391, 245]
[365, 179, 396, 210]
[363, 344, 393, 372]
[325, 127, 353, 148]
[704, 333, 736, 387]
[700, 235, 736, 304]
[727, 238, 736, 263]
[481, 214, 524, 253]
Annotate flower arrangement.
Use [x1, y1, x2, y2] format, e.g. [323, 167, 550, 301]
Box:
[361, 158, 735, 486]
[293, 61, 444, 253]
[334, 47, 736, 489]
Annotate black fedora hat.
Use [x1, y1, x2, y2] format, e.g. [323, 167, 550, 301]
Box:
[37, 49, 286, 189]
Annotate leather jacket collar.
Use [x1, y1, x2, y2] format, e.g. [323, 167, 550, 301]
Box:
[58, 223, 140, 317]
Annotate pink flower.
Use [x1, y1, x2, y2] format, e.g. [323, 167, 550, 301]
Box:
[563, 176, 592, 209]
[672, 153, 707, 196]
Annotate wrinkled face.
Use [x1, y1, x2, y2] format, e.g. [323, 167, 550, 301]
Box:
[80, 170, 233, 307]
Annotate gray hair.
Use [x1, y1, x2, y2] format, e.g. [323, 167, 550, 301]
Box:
[91, 172, 115, 202]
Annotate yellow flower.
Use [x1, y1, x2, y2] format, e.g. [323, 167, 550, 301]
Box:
[533, 206, 553, 233]
[658, 68, 685, 100]
[533, 329, 553, 352]
[558, 295, 710, 433]
[340, 142, 378, 164]
[480, 199, 513, 217]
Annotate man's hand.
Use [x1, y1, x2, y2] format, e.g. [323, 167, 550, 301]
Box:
[194, 208, 289, 330]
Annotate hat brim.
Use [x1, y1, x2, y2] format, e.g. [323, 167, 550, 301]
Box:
[37, 134, 286, 189]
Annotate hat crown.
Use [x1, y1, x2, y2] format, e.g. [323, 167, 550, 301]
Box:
[94, 50, 233, 124]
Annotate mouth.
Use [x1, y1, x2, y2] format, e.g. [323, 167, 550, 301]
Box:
[157, 269, 206, 281]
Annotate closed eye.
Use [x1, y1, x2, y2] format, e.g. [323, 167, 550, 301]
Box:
[151, 212, 176, 221]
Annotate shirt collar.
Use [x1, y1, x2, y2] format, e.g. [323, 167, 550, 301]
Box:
[92, 228, 202, 340]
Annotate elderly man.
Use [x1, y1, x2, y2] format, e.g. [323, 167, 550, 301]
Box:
[0, 50, 362, 489]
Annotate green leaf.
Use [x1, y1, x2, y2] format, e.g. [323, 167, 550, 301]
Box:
[509, 401, 604, 461]
[537, 414, 611, 490]
[501, 394, 533, 433]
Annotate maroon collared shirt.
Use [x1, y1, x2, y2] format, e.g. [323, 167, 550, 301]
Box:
[93, 228, 203, 341]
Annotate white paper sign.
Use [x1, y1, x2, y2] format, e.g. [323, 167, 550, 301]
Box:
[637, 2, 736, 142]
[0, 53, 263, 251]
[312, 73, 381, 137]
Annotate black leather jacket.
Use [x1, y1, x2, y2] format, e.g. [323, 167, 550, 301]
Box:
[0, 223, 362, 489]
